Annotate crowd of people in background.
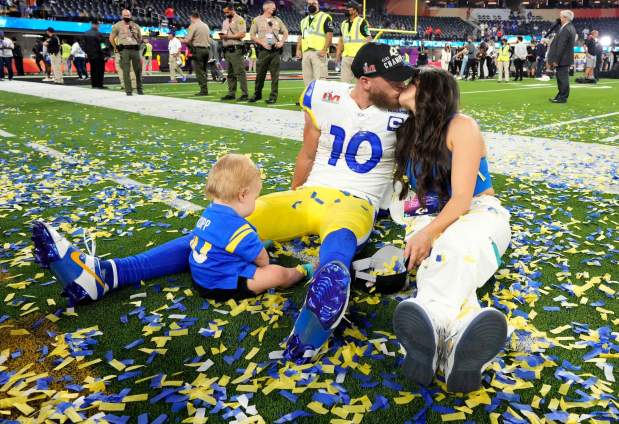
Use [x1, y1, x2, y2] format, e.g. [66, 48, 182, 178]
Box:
[0, 0, 616, 93]
[429, 29, 607, 84]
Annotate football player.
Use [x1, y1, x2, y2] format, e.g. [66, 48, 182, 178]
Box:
[32, 43, 413, 363]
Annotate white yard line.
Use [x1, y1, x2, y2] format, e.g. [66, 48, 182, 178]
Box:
[2, 80, 617, 194]
[601, 134, 619, 142]
[0, 129, 15, 137]
[28, 142, 203, 212]
[520, 111, 619, 133]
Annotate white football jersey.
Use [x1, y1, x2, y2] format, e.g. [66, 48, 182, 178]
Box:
[301, 80, 408, 207]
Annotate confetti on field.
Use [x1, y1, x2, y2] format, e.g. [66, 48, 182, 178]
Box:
[0, 90, 618, 422]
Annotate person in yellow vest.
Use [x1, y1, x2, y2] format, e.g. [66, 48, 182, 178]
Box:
[335, 1, 370, 83]
[61, 40, 72, 75]
[496, 38, 511, 83]
[143, 39, 153, 75]
[296, 0, 334, 86]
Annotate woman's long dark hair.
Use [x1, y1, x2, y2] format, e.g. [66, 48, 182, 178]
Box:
[394, 66, 460, 207]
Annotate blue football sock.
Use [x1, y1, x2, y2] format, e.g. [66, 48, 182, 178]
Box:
[319, 229, 357, 270]
[111, 234, 193, 288]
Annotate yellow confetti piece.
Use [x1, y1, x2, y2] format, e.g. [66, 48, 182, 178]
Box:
[53, 357, 75, 371]
[559, 381, 572, 395]
[169, 329, 188, 337]
[550, 325, 572, 335]
[393, 392, 416, 405]
[78, 358, 102, 369]
[98, 402, 126, 411]
[540, 384, 552, 397]
[548, 398, 560, 411]
[64, 407, 83, 422]
[442, 412, 466, 422]
[108, 359, 126, 371]
[598, 284, 615, 295]
[195, 346, 206, 356]
[122, 394, 148, 402]
[9, 329, 29, 336]
[45, 314, 59, 322]
[245, 347, 260, 360]
[489, 413, 500, 424]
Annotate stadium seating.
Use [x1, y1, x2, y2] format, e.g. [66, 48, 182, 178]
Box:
[478, 16, 619, 39]
[4, 0, 474, 39]
[4, 1, 617, 41]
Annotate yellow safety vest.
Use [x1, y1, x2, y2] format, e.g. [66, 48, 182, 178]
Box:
[341, 16, 366, 57]
[498, 45, 510, 62]
[300, 11, 331, 52]
[144, 43, 153, 57]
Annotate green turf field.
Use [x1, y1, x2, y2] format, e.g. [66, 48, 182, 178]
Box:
[0, 78, 617, 423]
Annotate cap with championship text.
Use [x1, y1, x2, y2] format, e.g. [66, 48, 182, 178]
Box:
[351, 42, 414, 82]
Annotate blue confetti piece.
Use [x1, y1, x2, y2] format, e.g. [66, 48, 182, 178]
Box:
[275, 410, 313, 423]
[278, 390, 298, 403]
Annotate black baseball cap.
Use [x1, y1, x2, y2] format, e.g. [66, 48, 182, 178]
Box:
[346, 1, 361, 11]
[351, 43, 414, 82]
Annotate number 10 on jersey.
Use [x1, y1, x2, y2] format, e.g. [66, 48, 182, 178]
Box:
[328, 125, 383, 174]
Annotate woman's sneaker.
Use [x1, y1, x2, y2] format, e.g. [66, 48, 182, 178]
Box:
[31, 221, 116, 306]
[443, 308, 507, 393]
[393, 299, 441, 386]
[283, 261, 350, 363]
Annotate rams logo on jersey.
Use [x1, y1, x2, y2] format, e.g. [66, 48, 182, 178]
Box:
[387, 116, 405, 131]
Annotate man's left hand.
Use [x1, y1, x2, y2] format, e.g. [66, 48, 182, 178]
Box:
[275, 41, 284, 49]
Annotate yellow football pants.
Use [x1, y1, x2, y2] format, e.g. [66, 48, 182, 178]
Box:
[247, 186, 375, 245]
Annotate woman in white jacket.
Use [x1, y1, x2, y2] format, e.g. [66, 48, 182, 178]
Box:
[71, 41, 88, 80]
[440, 44, 452, 71]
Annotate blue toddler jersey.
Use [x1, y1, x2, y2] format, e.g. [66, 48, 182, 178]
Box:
[189, 203, 263, 290]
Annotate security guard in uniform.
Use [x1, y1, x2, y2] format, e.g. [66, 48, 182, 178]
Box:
[184, 12, 212, 96]
[249, 0, 288, 104]
[220, 3, 248, 101]
[296, 0, 334, 87]
[335, 1, 370, 83]
[114, 35, 136, 92]
[110, 9, 143, 96]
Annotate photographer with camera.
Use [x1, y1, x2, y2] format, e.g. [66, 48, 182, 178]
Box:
[110, 9, 143, 96]
[249, 0, 288, 104]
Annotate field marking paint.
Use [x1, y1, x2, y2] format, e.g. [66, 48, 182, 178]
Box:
[601, 134, 619, 142]
[3, 80, 617, 194]
[28, 142, 203, 212]
[0, 129, 15, 137]
[520, 111, 619, 133]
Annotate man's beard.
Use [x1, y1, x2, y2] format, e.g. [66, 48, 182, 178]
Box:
[368, 89, 401, 110]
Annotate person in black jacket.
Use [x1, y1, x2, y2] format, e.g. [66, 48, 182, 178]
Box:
[547, 10, 577, 103]
[83, 20, 107, 89]
[12, 38, 24, 76]
[45, 27, 63, 84]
